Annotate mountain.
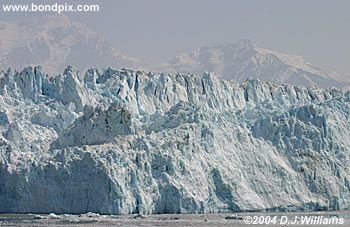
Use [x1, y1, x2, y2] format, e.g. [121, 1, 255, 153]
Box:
[0, 66, 349, 214]
[165, 40, 350, 88]
[0, 16, 348, 89]
[0, 16, 143, 75]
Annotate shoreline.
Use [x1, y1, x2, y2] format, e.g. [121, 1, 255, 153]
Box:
[1, 211, 349, 227]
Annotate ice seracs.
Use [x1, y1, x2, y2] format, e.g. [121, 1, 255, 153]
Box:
[0, 66, 349, 214]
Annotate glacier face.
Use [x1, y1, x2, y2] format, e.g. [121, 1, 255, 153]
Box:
[0, 66, 349, 214]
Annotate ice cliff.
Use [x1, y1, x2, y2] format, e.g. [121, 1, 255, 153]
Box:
[0, 66, 349, 214]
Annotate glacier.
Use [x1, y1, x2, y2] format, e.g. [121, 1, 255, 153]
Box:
[0, 66, 349, 214]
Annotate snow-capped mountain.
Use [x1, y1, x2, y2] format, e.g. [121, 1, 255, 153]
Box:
[0, 16, 143, 75]
[0, 66, 349, 214]
[166, 40, 350, 88]
[0, 16, 348, 89]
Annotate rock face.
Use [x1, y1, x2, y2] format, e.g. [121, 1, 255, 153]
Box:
[0, 66, 349, 214]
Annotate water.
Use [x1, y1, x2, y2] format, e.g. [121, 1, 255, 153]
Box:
[0, 211, 349, 226]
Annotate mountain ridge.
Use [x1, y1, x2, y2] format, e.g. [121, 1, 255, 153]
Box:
[0, 15, 144, 75]
[165, 40, 350, 88]
[1, 16, 349, 88]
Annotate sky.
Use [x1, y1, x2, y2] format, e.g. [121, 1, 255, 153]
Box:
[1, 0, 350, 74]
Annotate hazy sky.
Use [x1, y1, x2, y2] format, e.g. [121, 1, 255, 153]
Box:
[1, 0, 350, 74]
